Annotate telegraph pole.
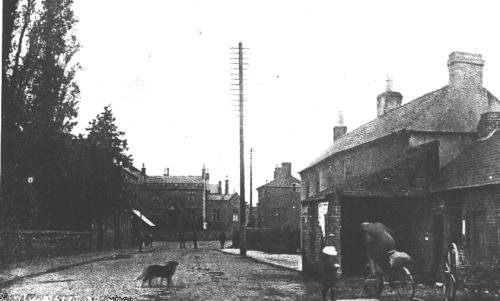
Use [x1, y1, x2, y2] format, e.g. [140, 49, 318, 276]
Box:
[231, 42, 247, 256]
[202, 165, 207, 230]
[249, 148, 254, 227]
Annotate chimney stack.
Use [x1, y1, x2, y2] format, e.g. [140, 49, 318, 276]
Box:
[281, 162, 291, 176]
[333, 110, 347, 141]
[217, 181, 222, 194]
[377, 77, 402, 117]
[333, 126, 347, 141]
[225, 177, 229, 195]
[141, 163, 146, 176]
[163, 168, 169, 176]
[448, 51, 484, 89]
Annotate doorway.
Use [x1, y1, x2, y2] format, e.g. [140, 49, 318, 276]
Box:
[340, 196, 413, 276]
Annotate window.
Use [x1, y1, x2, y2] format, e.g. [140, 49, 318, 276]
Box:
[319, 168, 328, 191]
[305, 181, 311, 197]
[344, 158, 353, 179]
[212, 209, 220, 221]
[292, 183, 299, 192]
[233, 209, 239, 221]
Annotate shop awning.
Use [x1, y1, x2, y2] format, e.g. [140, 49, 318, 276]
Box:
[132, 209, 156, 227]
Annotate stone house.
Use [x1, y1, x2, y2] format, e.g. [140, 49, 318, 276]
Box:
[257, 162, 301, 229]
[136, 166, 239, 239]
[300, 51, 500, 278]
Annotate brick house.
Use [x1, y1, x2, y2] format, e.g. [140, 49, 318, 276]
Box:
[136, 166, 239, 239]
[257, 162, 301, 229]
[300, 51, 500, 278]
[206, 178, 241, 232]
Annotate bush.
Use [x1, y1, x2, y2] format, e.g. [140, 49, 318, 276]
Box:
[231, 227, 300, 254]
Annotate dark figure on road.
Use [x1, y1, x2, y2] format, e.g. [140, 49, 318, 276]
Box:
[137, 230, 144, 252]
[144, 232, 153, 248]
[178, 230, 185, 249]
[360, 222, 396, 276]
[192, 230, 198, 249]
[219, 231, 227, 249]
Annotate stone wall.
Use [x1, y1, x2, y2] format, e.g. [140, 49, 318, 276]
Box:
[0, 230, 91, 264]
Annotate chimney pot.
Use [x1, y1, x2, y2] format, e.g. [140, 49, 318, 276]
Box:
[141, 163, 146, 176]
[225, 177, 229, 195]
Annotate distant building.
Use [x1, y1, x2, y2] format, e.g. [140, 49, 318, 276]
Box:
[207, 179, 240, 231]
[136, 166, 239, 238]
[300, 51, 500, 278]
[257, 162, 301, 229]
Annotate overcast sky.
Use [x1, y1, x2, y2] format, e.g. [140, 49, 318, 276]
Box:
[72, 0, 500, 202]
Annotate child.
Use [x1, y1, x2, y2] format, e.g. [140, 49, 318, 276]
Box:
[320, 246, 340, 301]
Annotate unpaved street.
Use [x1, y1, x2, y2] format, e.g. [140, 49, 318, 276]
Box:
[2, 242, 323, 300]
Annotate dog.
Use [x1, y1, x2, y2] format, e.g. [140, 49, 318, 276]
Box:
[137, 261, 179, 287]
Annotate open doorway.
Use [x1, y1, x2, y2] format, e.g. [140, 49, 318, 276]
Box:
[340, 196, 413, 276]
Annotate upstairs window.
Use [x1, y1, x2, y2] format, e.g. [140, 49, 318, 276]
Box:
[344, 158, 353, 179]
[292, 183, 299, 192]
[233, 209, 239, 221]
[319, 168, 329, 191]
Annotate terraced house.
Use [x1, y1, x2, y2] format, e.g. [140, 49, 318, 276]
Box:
[136, 165, 239, 239]
[300, 52, 500, 279]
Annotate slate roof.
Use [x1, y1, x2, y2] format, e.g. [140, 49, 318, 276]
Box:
[144, 175, 203, 184]
[437, 130, 500, 191]
[257, 175, 301, 190]
[304, 86, 497, 171]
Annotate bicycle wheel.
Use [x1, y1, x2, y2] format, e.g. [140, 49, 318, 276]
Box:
[394, 266, 416, 300]
[444, 243, 459, 301]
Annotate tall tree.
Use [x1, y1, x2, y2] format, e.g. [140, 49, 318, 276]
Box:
[1, 0, 80, 228]
[85, 105, 132, 249]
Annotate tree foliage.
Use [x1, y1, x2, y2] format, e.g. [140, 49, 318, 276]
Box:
[1, 1, 133, 232]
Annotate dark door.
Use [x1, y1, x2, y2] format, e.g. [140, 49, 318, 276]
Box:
[432, 214, 444, 279]
[471, 211, 487, 262]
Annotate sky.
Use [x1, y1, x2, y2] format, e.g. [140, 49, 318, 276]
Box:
[71, 0, 500, 203]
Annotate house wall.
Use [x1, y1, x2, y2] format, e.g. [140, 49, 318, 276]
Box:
[300, 132, 410, 200]
[434, 185, 500, 265]
[409, 132, 475, 167]
[206, 195, 240, 234]
[137, 185, 204, 230]
[258, 186, 301, 229]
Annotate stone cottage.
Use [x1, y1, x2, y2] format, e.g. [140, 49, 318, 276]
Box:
[300, 51, 500, 278]
[257, 162, 301, 229]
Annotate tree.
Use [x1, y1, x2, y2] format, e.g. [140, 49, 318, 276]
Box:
[1, 0, 80, 228]
[84, 105, 132, 249]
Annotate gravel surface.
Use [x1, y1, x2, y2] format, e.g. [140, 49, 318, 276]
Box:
[1, 241, 323, 300]
[2, 241, 486, 300]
